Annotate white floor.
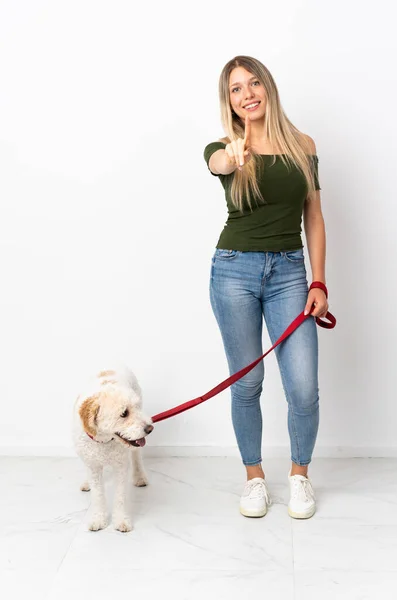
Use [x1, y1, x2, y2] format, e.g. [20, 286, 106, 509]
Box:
[1, 456, 397, 600]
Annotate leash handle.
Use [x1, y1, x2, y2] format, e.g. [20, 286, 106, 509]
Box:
[310, 281, 328, 298]
[151, 308, 336, 423]
[315, 313, 336, 329]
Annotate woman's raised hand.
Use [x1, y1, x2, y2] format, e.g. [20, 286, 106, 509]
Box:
[225, 115, 252, 171]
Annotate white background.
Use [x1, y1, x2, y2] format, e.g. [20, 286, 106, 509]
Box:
[0, 0, 395, 456]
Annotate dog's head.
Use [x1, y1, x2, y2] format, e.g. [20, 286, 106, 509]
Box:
[79, 386, 153, 446]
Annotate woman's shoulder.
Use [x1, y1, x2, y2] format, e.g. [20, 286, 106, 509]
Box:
[204, 138, 227, 148]
[300, 134, 317, 155]
[203, 139, 228, 164]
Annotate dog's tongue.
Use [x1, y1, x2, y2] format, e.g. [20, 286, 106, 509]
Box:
[136, 438, 146, 447]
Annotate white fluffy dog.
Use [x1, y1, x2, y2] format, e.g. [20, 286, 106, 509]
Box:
[73, 366, 153, 532]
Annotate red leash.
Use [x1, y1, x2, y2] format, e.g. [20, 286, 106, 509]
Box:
[152, 282, 336, 423]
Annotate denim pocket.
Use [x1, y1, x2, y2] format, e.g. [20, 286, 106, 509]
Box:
[214, 248, 240, 260]
[283, 248, 304, 262]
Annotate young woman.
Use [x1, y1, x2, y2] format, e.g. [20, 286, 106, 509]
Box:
[204, 55, 328, 519]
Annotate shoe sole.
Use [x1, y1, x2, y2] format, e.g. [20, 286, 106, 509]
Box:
[240, 506, 268, 518]
[288, 506, 316, 519]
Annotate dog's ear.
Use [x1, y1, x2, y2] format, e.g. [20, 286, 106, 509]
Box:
[79, 395, 100, 438]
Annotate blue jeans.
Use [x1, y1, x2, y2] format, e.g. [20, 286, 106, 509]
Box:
[209, 248, 319, 467]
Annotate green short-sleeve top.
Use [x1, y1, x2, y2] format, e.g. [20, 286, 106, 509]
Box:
[203, 141, 321, 252]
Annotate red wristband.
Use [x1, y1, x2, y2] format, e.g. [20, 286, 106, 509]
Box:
[309, 281, 328, 298]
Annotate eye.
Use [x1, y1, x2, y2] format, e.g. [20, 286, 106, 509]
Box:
[252, 80, 260, 86]
[231, 87, 240, 93]
[120, 409, 129, 418]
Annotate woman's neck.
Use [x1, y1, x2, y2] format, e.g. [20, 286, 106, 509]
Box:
[249, 118, 266, 145]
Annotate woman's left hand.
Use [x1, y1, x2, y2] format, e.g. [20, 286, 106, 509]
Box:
[304, 289, 328, 318]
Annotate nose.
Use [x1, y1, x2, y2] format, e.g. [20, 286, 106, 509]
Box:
[144, 424, 154, 435]
[245, 86, 254, 99]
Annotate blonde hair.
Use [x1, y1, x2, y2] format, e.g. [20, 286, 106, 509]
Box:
[218, 55, 317, 212]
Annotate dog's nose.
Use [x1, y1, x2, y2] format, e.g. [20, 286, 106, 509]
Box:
[144, 424, 154, 435]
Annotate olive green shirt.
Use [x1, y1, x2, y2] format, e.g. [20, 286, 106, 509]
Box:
[203, 141, 321, 252]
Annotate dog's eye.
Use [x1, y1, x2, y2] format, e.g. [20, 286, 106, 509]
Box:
[120, 409, 129, 418]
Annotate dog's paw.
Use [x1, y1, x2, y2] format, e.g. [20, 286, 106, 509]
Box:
[114, 517, 133, 533]
[88, 514, 108, 531]
[80, 481, 91, 492]
[133, 473, 149, 487]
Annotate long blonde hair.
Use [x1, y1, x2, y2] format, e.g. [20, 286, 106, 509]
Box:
[219, 55, 317, 212]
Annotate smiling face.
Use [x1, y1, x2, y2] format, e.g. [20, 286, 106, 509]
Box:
[228, 66, 267, 121]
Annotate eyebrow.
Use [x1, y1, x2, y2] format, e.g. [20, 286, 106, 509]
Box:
[229, 76, 257, 88]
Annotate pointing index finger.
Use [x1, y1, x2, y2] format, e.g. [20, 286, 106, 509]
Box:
[243, 115, 251, 149]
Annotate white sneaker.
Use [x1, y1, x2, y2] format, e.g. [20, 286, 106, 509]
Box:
[239, 477, 271, 518]
[288, 472, 316, 519]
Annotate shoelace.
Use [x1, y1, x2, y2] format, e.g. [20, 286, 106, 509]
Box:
[291, 477, 315, 502]
[244, 480, 271, 505]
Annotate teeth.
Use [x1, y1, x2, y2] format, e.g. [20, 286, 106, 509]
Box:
[245, 102, 259, 109]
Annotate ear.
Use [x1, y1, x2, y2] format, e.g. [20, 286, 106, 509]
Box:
[79, 395, 100, 438]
